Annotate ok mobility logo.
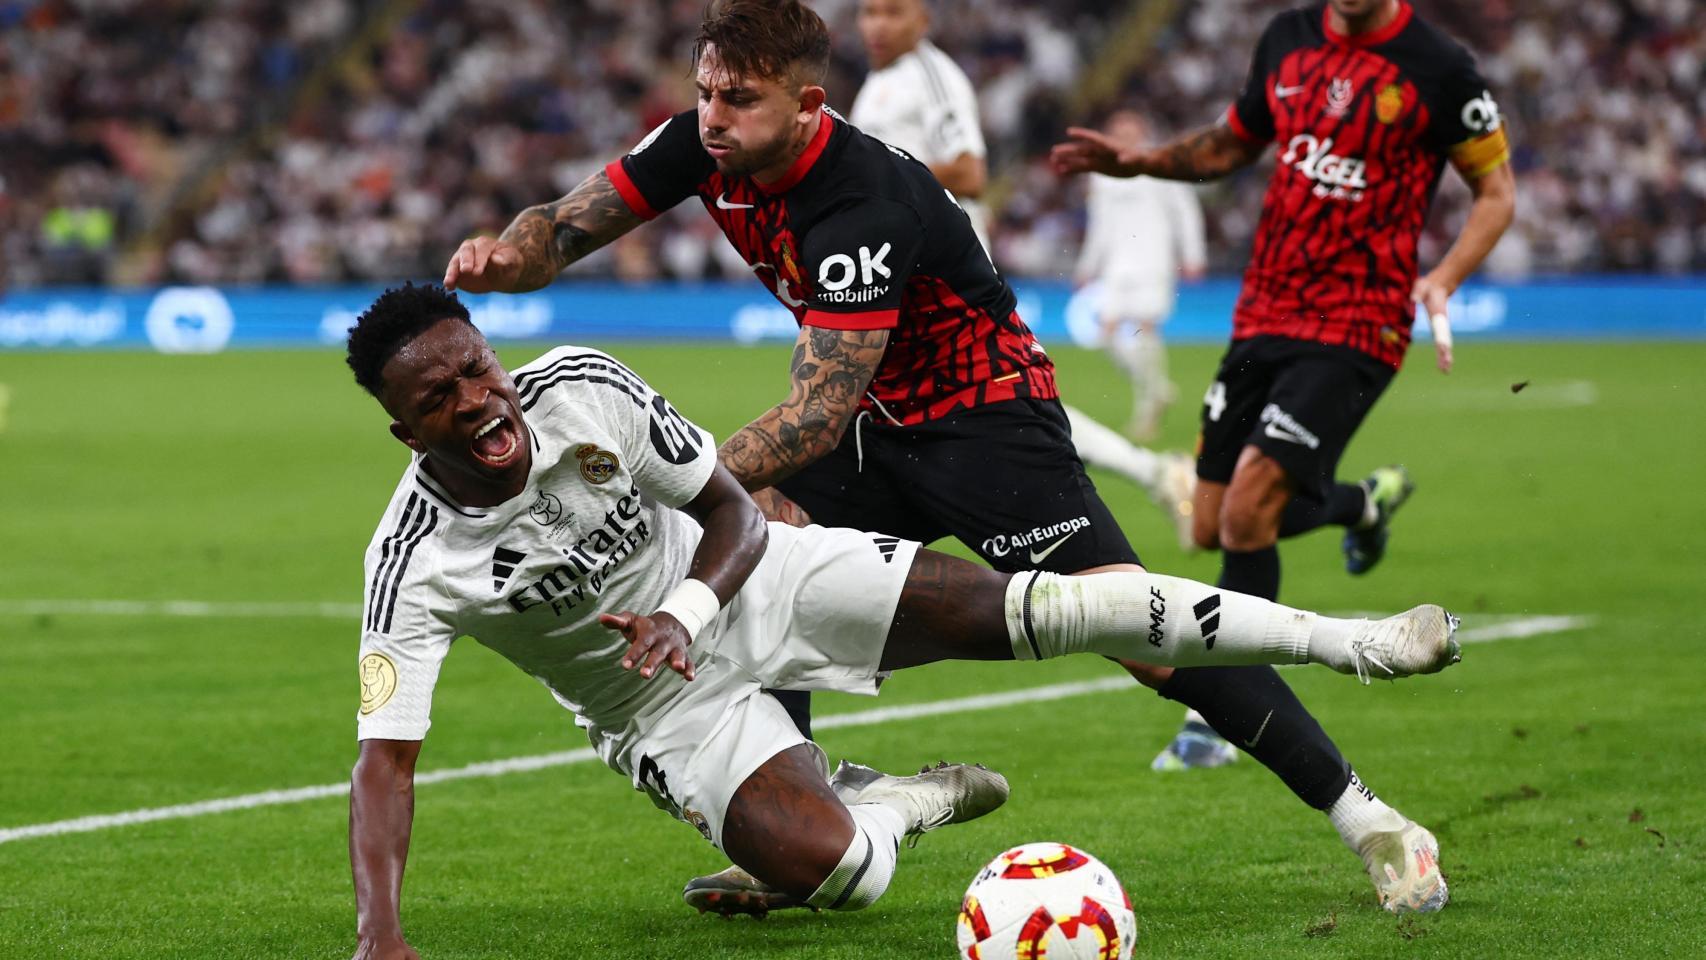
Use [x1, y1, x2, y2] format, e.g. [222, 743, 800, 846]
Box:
[981, 516, 1092, 564]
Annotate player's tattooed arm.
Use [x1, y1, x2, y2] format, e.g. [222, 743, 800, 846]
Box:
[1051, 120, 1265, 182]
[718, 326, 891, 491]
[443, 171, 645, 293]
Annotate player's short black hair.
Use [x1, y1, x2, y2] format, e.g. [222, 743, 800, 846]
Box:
[695, 0, 832, 88]
[345, 282, 474, 397]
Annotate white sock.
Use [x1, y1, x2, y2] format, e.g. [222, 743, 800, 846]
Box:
[1004, 570, 1322, 667]
[1358, 482, 1380, 529]
[805, 803, 904, 911]
[1063, 403, 1164, 490]
[1130, 325, 1170, 424]
[1327, 770, 1408, 847]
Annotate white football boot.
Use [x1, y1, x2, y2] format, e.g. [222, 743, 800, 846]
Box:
[1356, 818, 1449, 913]
[1332, 605, 1462, 683]
[1154, 452, 1199, 552]
[833, 760, 1010, 845]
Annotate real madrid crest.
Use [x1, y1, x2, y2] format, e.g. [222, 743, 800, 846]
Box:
[1376, 83, 1405, 124]
[575, 443, 619, 484]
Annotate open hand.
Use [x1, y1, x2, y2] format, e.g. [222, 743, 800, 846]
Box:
[600, 612, 696, 680]
[1050, 127, 1139, 178]
[443, 237, 524, 293]
[1411, 273, 1454, 374]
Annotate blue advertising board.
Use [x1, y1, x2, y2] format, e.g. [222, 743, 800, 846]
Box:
[2, 278, 1703, 353]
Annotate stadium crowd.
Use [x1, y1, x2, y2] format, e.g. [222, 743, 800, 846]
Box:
[2, 0, 1701, 288]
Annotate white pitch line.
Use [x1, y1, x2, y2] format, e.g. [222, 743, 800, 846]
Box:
[0, 677, 1128, 847]
[0, 599, 363, 619]
[1454, 614, 1594, 644]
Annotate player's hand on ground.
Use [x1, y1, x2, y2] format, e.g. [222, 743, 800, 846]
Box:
[751, 487, 812, 527]
[1050, 127, 1136, 178]
[1411, 273, 1454, 373]
[352, 934, 420, 960]
[442, 236, 523, 293]
[602, 612, 696, 681]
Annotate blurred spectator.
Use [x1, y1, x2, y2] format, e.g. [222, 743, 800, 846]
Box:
[1, 0, 1701, 287]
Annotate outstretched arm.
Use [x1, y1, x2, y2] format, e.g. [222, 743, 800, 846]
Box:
[1050, 120, 1266, 182]
[350, 738, 423, 960]
[1412, 162, 1516, 373]
[717, 326, 890, 492]
[443, 170, 646, 293]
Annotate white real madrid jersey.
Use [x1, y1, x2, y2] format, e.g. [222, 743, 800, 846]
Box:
[1077, 173, 1207, 297]
[849, 39, 991, 251]
[355, 346, 716, 742]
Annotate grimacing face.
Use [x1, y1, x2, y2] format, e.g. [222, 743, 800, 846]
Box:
[695, 44, 821, 179]
[378, 317, 532, 504]
[857, 0, 929, 70]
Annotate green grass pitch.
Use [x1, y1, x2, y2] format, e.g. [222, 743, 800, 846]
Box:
[1, 339, 1703, 958]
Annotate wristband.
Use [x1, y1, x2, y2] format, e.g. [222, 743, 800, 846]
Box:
[654, 578, 721, 641]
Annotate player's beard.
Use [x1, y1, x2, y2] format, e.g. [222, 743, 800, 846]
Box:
[708, 124, 797, 178]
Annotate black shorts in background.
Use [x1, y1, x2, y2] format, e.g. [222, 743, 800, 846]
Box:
[1196, 335, 1396, 502]
[778, 398, 1142, 573]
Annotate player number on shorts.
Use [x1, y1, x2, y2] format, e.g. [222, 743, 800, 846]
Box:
[1204, 381, 1228, 422]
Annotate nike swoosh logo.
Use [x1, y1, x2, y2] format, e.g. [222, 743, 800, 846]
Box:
[1028, 527, 1083, 564]
[1263, 422, 1307, 445]
[1244, 710, 1275, 748]
[715, 194, 755, 210]
[1274, 83, 1306, 99]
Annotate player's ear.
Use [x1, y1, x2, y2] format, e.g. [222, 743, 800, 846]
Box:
[389, 419, 426, 455]
[798, 84, 826, 118]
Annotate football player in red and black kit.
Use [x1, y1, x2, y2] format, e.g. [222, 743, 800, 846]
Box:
[447, 0, 1452, 917]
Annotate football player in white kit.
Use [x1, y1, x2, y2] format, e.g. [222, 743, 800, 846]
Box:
[849, 0, 991, 251]
[1075, 110, 1207, 443]
[344, 284, 1463, 955]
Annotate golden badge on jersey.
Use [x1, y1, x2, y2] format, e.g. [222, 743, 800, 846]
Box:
[779, 240, 802, 286]
[359, 652, 397, 716]
[575, 443, 620, 485]
[1376, 84, 1406, 124]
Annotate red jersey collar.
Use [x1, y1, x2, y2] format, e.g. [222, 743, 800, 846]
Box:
[755, 109, 834, 195]
[1323, 1, 1411, 48]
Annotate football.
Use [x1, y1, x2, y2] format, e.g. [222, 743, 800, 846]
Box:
[956, 842, 1137, 960]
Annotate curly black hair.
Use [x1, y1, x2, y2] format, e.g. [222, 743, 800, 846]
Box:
[345, 282, 474, 396]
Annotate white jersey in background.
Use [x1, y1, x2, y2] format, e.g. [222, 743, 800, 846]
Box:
[850, 38, 991, 252]
[355, 346, 717, 743]
[1077, 173, 1207, 321]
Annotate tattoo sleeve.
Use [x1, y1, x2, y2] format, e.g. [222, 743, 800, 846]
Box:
[717, 326, 891, 491]
[495, 170, 646, 291]
[1138, 121, 1267, 181]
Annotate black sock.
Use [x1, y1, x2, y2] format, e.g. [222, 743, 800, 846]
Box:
[1218, 545, 1280, 600]
[767, 689, 813, 740]
[1279, 483, 1367, 538]
[1159, 665, 1352, 810]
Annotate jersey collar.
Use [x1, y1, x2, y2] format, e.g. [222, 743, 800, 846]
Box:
[1323, 0, 1411, 48]
[755, 109, 834, 195]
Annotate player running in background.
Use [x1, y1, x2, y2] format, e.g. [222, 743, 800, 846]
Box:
[1074, 109, 1207, 444]
[343, 284, 1460, 956]
[849, 0, 1196, 546]
[1053, 0, 1514, 610]
[444, 0, 1456, 918]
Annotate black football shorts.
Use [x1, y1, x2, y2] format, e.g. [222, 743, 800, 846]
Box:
[1196, 335, 1396, 502]
[777, 398, 1142, 573]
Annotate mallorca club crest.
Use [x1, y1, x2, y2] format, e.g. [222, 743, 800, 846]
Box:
[779, 239, 802, 286]
[1376, 83, 1406, 124]
[575, 443, 619, 485]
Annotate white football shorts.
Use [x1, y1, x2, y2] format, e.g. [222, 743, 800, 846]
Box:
[589, 522, 920, 850]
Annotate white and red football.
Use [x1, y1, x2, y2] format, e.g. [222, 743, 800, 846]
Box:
[956, 841, 1137, 960]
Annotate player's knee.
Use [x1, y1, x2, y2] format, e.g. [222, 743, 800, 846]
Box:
[1218, 501, 1279, 552]
[802, 806, 900, 911]
[1190, 512, 1221, 552]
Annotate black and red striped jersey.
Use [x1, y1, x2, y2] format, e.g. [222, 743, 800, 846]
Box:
[606, 108, 1056, 425]
[1225, 1, 1510, 368]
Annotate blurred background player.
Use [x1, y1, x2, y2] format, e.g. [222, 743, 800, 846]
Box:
[849, 0, 1194, 539]
[1054, 0, 1515, 766]
[1074, 109, 1207, 444]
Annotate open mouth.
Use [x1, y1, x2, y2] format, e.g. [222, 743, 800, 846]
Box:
[470, 414, 521, 468]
